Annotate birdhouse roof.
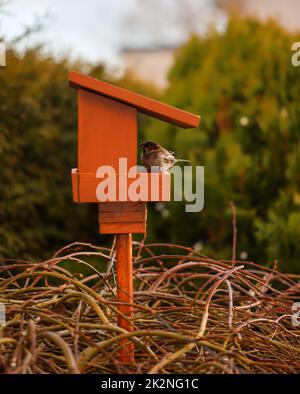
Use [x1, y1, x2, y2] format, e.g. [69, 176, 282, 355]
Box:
[69, 71, 200, 129]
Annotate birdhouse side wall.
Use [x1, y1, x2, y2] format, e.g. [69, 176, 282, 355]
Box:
[78, 89, 137, 173]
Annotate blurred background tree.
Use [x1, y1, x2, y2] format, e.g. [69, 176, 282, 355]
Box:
[144, 17, 300, 272]
[0, 45, 156, 260]
[1, 12, 300, 273]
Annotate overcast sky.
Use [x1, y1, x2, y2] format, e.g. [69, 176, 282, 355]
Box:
[0, 0, 224, 67]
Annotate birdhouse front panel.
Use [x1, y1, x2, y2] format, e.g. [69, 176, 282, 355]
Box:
[71, 88, 172, 204]
[78, 89, 137, 172]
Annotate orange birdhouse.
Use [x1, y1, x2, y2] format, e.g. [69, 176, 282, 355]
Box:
[69, 70, 200, 363]
[69, 70, 200, 234]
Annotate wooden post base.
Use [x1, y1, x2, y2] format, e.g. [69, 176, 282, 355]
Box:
[115, 233, 134, 363]
[98, 203, 141, 363]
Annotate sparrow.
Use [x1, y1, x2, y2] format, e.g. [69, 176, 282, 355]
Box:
[139, 140, 190, 173]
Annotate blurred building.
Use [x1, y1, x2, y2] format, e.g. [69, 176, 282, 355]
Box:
[120, 46, 177, 90]
[217, 0, 300, 32]
[120, 0, 300, 90]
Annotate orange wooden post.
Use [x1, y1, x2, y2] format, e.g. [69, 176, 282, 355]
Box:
[115, 233, 134, 363]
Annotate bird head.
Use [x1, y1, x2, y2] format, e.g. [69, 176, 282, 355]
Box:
[139, 140, 160, 153]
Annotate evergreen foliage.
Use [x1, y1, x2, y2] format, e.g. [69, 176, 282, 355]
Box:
[145, 18, 300, 272]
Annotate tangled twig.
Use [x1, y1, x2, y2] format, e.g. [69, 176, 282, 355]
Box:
[0, 241, 299, 374]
